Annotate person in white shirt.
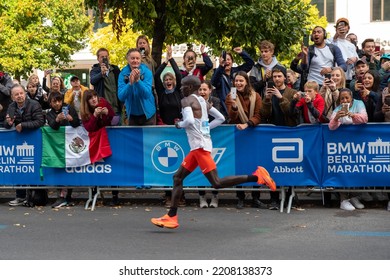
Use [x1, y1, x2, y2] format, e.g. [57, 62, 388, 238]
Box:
[328, 18, 358, 87]
[300, 26, 347, 87]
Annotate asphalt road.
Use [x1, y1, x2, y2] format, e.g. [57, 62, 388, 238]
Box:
[0, 191, 389, 260]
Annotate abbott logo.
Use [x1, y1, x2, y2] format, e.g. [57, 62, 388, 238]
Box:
[272, 138, 303, 163]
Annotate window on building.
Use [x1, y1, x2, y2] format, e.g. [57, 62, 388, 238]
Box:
[372, 0, 390, 21]
[311, 0, 335, 23]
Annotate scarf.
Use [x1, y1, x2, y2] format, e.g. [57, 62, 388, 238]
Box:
[235, 91, 256, 123]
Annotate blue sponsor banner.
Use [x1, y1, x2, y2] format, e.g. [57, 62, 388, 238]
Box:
[235, 124, 322, 187]
[1, 124, 389, 187]
[143, 125, 235, 186]
[322, 123, 390, 187]
[0, 129, 42, 185]
[40, 127, 144, 186]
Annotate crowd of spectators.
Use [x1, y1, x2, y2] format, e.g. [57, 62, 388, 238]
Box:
[1, 19, 389, 211]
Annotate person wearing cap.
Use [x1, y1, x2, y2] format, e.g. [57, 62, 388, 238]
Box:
[328, 18, 358, 88]
[378, 53, 390, 91]
[349, 57, 370, 93]
[260, 65, 299, 210]
[64, 75, 89, 118]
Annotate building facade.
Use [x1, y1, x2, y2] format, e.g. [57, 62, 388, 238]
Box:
[313, 0, 390, 50]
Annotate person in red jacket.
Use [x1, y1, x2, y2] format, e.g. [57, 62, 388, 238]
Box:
[290, 80, 325, 124]
[80, 89, 114, 132]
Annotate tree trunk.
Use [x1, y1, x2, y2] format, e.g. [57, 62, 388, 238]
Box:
[151, 0, 166, 68]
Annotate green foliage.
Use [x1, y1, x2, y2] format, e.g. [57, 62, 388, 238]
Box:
[85, 0, 327, 67]
[0, 0, 90, 78]
[278, 0, 328, 67]
[89, 14, 140, 69]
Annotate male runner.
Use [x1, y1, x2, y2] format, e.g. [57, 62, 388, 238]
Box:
[151, 76, 276, 229]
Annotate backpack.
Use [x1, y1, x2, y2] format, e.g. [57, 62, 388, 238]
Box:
[24, 189, 49, 207]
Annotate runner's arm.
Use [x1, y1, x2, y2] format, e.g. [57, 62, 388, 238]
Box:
[177, 106, 195, 128]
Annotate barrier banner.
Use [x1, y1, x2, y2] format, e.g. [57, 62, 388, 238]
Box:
[235, 124, 322, 187]
[0, 129, 42, 185]
[322, 123, 390, 187]
[1, 124, 389, 187]
[143, 125, 236, 186]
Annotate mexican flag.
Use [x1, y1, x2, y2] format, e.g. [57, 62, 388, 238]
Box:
[41, 126, 112, 168]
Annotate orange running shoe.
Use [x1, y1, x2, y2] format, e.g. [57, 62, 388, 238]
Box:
[253, 166, 276, 191]
[151, 214, 179, 229]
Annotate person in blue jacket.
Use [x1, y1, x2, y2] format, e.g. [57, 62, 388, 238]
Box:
[118, 48, 156, 125]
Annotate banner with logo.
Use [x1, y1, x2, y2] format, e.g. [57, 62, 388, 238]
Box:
[1, 124, 389, 188]
[322, 123, 390, 187]
[143, 125, 236, 186]
[234, 124, 322, 187]
[0, 129, 42, 185]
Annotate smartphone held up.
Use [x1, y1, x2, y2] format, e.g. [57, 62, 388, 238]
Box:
[341, 103, 349, 113]
[267, 81, 275, 89]
[222, 50, 227, 61]
[230, 87, 237, 100]
[303, 34, 310, 46]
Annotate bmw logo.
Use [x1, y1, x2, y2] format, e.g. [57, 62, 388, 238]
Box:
[151, 140, 185, 174]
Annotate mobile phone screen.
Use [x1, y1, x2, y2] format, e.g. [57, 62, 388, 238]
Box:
[230, 87, 237, 99]
[267, 81, 275, 88]
[303, 34, 309, 46]
[342, 103, 349, 113]
[222, 51, 226, 60]
[375, 46, 380, 52]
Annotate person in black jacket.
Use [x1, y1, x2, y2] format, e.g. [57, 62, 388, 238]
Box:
[90, 48, 122, 205]
[4, 84, 44, 131]
[4, 84, 45, 207]
[154, 45, 186, 207]
[154, 45, 183, 125]
[90, 48, 122, 122]
[46, 91, 80, 208]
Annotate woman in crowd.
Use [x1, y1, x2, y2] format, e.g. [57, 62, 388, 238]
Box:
[353, 69, 380, 121]
[26, 81, 48, 109]
[319, 67, 346, 122]
[42, 71, 66, 96]
[136, 35, 157, 75]
[328, 88, 368, 211]
[198, 80, 222, 208]
[80, 89, 114, 132]
[154, 45, 185, 207]
[180, 44, 213, 81]
[225, 71, 262, 129]
[154, 45, 182, 125]
[211, 47, 254, 118]
[225, 71, 262, 209]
